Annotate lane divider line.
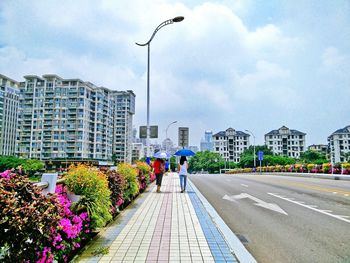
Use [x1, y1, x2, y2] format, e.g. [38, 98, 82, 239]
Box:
[268, 193, 350, 224]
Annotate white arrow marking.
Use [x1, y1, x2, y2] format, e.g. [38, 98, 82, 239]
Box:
[241, 184, 249, 187]
[223, 193, 288, 215]
[223, 194, 238, 203]
[268, 193, 350, 224]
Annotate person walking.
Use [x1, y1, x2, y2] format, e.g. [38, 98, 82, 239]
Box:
[153, 158, 165, 193]
[178, 156, 188, 193]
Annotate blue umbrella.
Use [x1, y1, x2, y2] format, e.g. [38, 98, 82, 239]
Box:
[174, 149, 195, 156]
[154, 151, 171, 159]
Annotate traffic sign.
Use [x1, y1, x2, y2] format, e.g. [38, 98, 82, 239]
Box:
[258, 151, 264, 161]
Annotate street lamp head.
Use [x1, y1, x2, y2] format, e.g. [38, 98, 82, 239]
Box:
[172, 16, 184, 23]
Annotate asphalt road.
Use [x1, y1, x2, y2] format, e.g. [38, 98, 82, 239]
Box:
[189, 173, 350, 263]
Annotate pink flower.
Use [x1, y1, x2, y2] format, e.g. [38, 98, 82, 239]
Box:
[0, 170, 11, 180]
[36, 247, 54, 263]
[79, 212, 89, 221]
[52, 233, 62, 246]
[72, 215, 81, 224]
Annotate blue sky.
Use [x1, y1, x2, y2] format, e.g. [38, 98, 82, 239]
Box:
[0, 0, 349, 147]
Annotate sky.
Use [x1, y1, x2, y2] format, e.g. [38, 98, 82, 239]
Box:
[0, 0, 349, 147]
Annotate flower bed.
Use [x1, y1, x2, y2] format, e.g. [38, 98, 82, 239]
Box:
[0, 161, 153, 262]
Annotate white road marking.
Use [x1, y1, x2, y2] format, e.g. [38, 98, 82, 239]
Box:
[223, 194, 238, 203]
[320, 210, 333, 213]
[241, 184, 249, 187]
[223, 193, 288, 215]
[268, 193, 350, 224]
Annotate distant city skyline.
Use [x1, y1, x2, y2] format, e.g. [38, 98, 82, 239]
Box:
[1, 1, 349, 147]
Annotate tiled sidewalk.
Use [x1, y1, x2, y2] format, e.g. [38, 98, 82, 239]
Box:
[74, 173, 239, 263]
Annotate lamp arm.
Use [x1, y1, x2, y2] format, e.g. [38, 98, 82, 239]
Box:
[136, 19, 174, 46]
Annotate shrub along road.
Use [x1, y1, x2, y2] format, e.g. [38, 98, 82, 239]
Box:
[189, 173, 350, 263]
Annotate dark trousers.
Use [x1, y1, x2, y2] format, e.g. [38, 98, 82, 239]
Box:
[156, 173, 163, 186]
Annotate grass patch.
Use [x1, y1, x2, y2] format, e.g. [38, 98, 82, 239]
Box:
[91, 246, 110, 256]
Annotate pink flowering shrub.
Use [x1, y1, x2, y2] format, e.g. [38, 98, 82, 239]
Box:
[0, 170, 92, 263]
[0, 171, 62, 262]
[37, 185, 91, 262]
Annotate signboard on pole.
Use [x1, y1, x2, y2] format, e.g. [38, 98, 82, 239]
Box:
[139, 126, 158, 139]
[258, 150, 264, 173]
[178, 127, 189, 148]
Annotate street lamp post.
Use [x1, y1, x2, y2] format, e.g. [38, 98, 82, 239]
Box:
[245, 129, 256, 170]
[136, 16, 184, 157]
[165, 120, 177, 152]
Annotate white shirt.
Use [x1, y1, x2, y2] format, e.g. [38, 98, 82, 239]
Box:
[179, 161, 188, 175]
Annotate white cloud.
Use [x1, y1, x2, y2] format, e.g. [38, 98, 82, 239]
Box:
[246, 24, 301, 58]
[235, 60, 290, 101]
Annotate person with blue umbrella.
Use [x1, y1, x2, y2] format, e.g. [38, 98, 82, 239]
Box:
[177, 156, 189, 193]
[174, 149, 195, 157]
[174, 149, 194, 193]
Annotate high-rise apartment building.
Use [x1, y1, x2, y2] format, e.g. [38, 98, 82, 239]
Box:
[200, 130, 213, 151]
[213, 128, 250, 162]
[328, 125, 350, 163]
[16, 74, 135, 163]
[111, 90, 135, 164]
[0, 74, 20, 156]
[265, 126, 306, 158]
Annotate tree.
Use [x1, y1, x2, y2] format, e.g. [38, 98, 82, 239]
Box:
[22, 159, 45, 176]
[169, 156, 177, 172]
[188, 151, 224, 173]
[0, 156, 24, 172]
[262, 155, 295, 166]
[300, 150, 327, 164]
[239, 145, 273, 168]
[341, 152, 350, 162]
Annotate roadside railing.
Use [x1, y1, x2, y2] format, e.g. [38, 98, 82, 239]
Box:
[33, 173, 65, 195]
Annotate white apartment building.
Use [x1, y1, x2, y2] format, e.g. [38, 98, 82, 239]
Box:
[16, 74, 134, 163]
[213, 128, 250, 162]
[131, 142, 144, 162]
[265, 126, 306, 158]
[0, 74, 20, 156]
[308, 144, 328, 156]
[328, 125, 350, 163]
[112, 90, 135, 164]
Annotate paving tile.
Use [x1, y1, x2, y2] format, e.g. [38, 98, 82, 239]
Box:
[73, 174, 239, 263]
